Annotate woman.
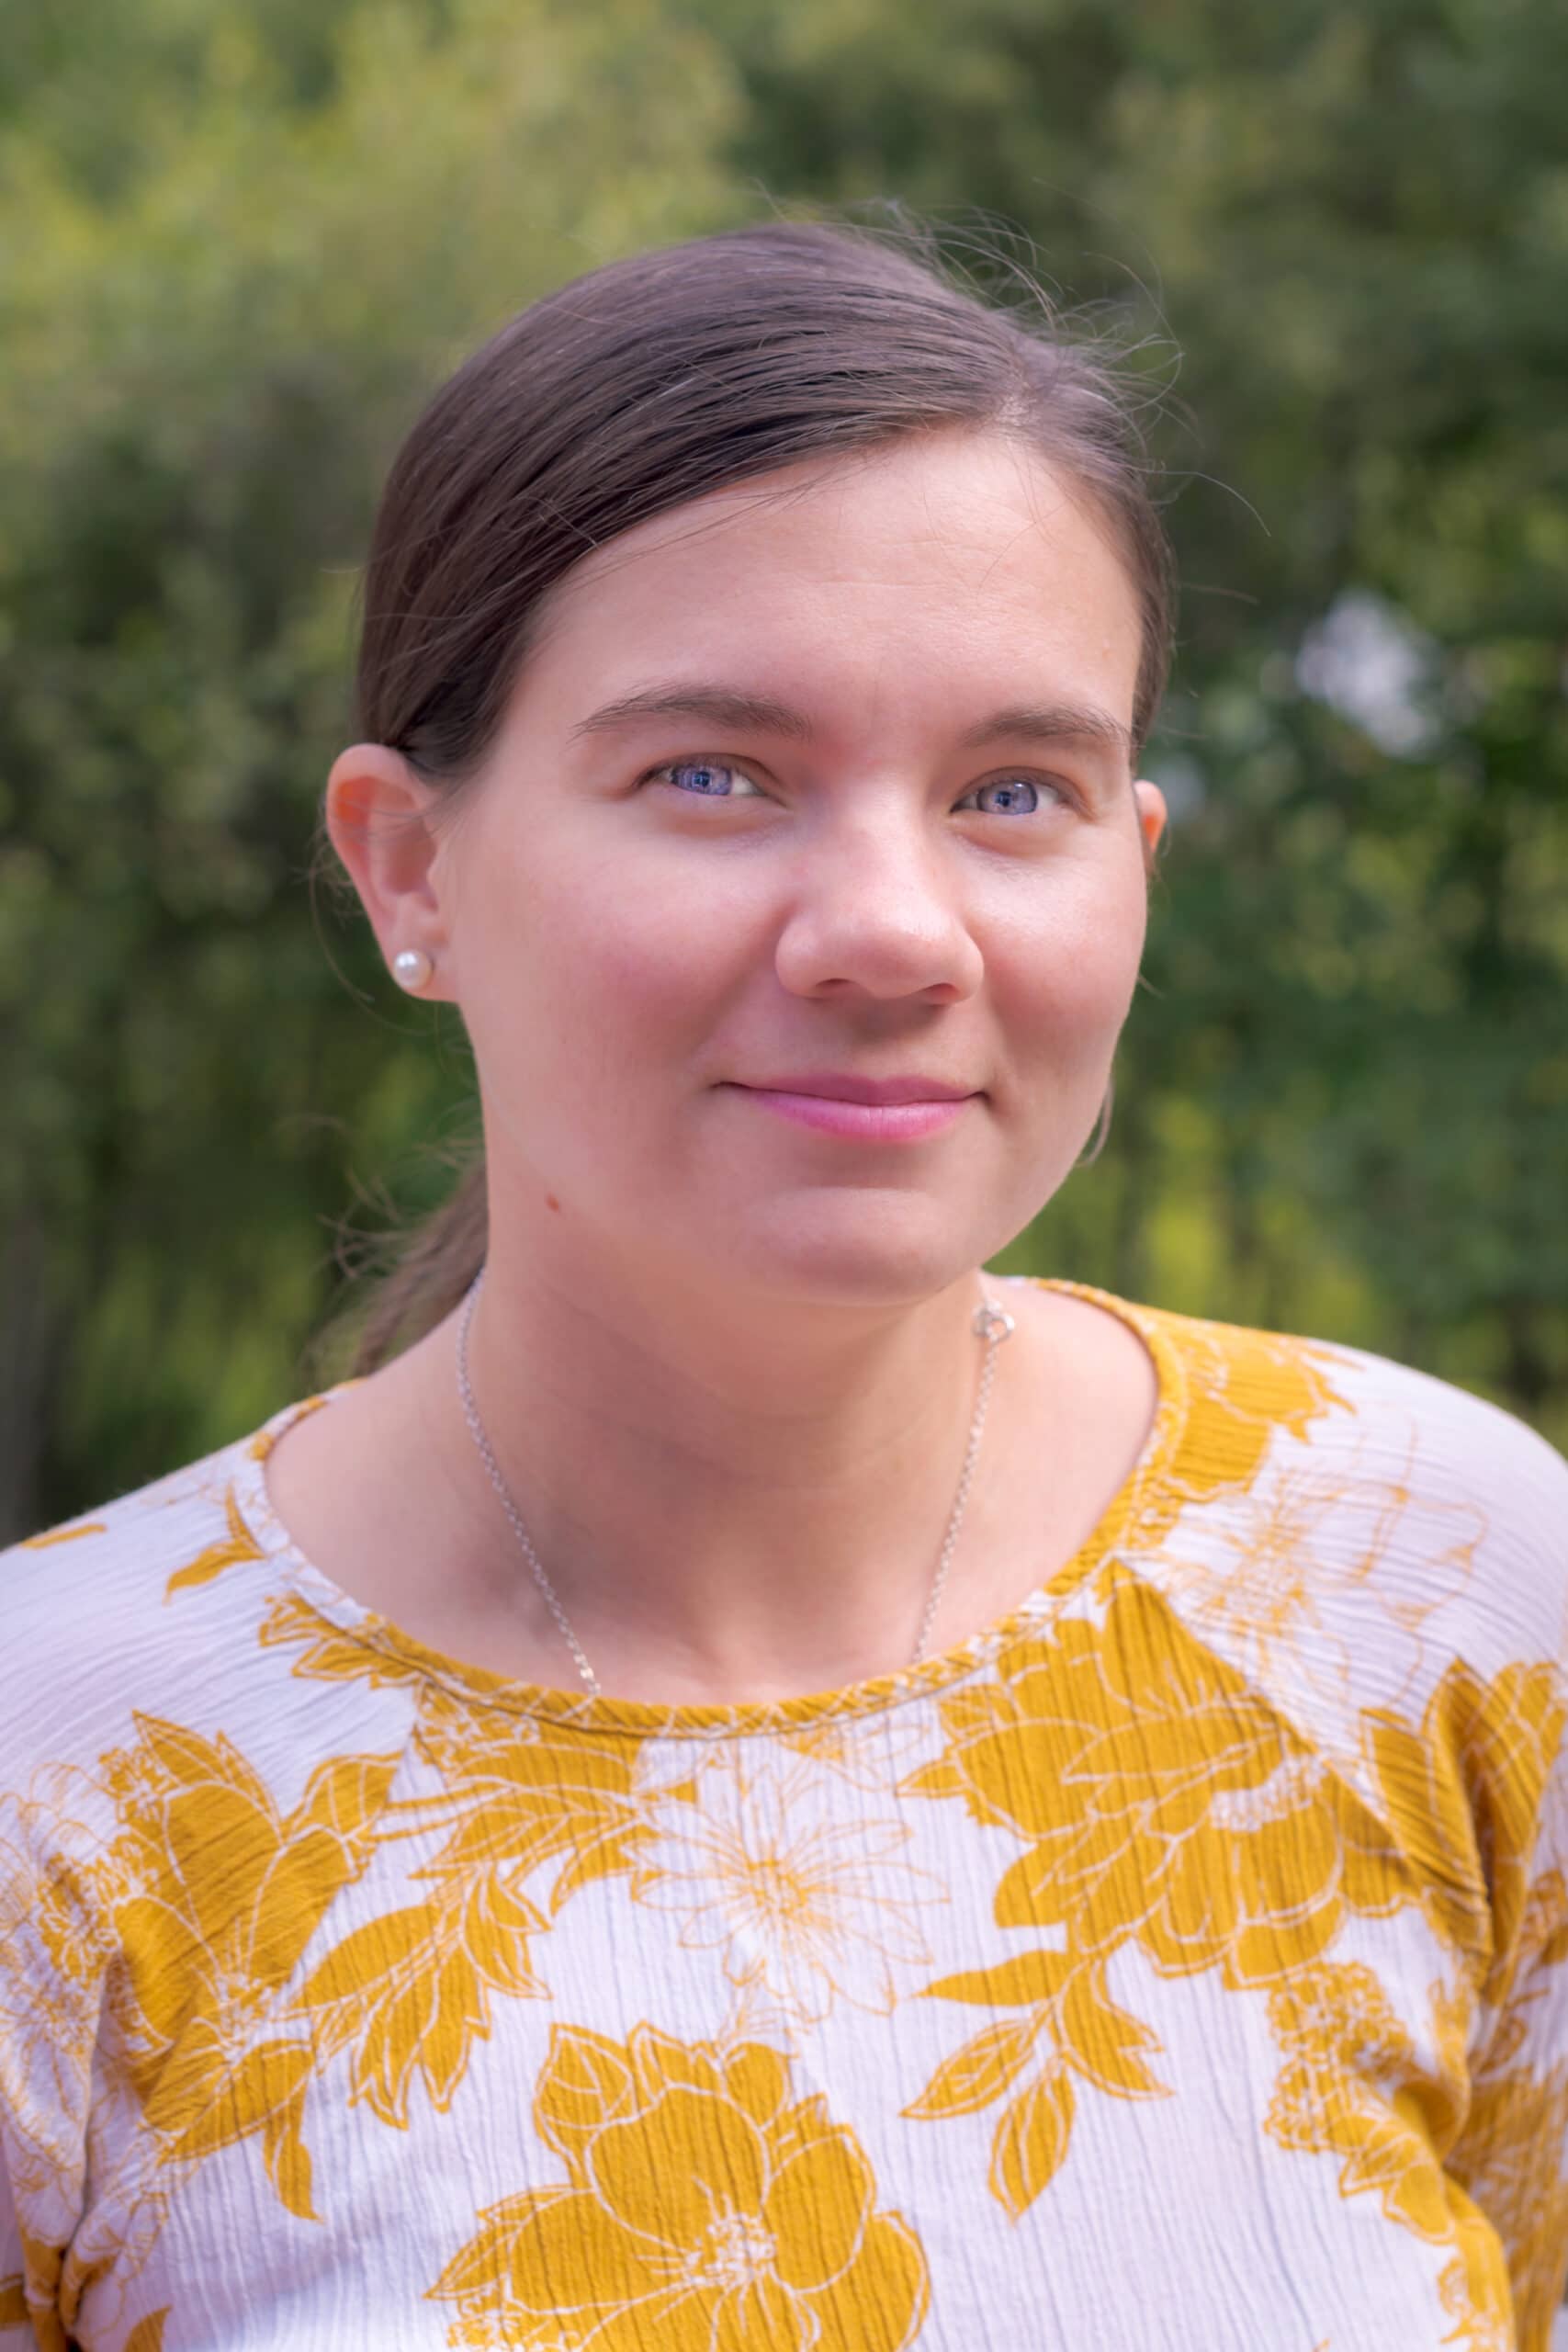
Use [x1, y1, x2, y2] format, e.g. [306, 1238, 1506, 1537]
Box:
[3, 221, 1565, 2352]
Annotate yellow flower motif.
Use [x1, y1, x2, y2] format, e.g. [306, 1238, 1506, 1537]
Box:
[1263, 1962, 1517, 2347]
[429, 2022, 929, 2349]
[1266, 1962, 1443, 2230]
[907, 1572, 1398, 1992]
[900, 1570, 1413, 2215]
[1, 1784, 122, 2219]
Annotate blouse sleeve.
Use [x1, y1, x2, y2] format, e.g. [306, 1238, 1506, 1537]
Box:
[1446, 1688, 1568, 2351]
[0, 1793, 90, 2352]
[0, 2165, 45, 2348]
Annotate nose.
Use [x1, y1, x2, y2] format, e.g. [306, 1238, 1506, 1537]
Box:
[773, 808, 985, 1005]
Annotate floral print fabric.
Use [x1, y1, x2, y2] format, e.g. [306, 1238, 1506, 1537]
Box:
[2, 1280, 1566, 2350]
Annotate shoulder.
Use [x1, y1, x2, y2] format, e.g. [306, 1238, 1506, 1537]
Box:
[1307, 1324, 1568, 1530]
[1100, 1290, 1568, 1666]
[0, 1394, 335, 1793]
[3, 1420, 262, 1621]
[1140, 1292, 1567, 1526]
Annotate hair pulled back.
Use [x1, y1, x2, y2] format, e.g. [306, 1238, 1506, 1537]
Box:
[333, 217, 1175, 1374]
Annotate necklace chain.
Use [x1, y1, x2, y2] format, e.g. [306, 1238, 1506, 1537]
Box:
[455, 1267, 1014, 1702]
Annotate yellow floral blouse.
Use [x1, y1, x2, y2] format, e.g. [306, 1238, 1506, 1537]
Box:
[4, 1279, 1568, 2352]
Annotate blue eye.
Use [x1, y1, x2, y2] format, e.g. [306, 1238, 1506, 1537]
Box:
[662, 760, 757, 798]
[969, 778, 1041, 816]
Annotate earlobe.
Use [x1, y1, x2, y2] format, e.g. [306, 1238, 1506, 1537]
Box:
[324, 742, 453, 1000]
[1134, 779, 1168, 868]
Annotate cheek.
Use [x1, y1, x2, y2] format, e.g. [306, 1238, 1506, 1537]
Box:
[582, 899, 739, 1034]
[486, 845, 747, 1085]
[989, 861, 1148, 1060]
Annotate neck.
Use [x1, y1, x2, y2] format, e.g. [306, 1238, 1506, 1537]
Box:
[415, 1235, 1024, 1700]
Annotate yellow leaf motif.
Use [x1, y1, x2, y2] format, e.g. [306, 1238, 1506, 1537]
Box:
[897, 1753, 970, 1805]
[917, 1945, 1171, 2098]
[260, 1592, 430, 1690]
[291, 1881, 547, 2127]
[1363, 1657, 1565, 2007]
[403, 1710, 651, 1895]
[919, 1948, 1070, 2008]
[429, 2021, 929, 2351]
[247, 1395, 331, 1464]
[1056, 1956, 1171, 2101]
[122, 2313, 170, 2352]
[1115, 1316, 1350, 1561]
[81, 1715, 400, 2221]
[906, 1946, 1171, 2211]
[990, 2069, 1076, 2221]
[20, 1521, 107, 1549]
[164, 2038, 317, 2220]
[6, 2220, 70, 2351]
[902, 2016, 1041, 2121]
[164, 1487, 265, 1599]
[1451, 2060, 1568, 2349]
[286, 1704, 651, 2125]
[1436, 2251, 1517, 2352]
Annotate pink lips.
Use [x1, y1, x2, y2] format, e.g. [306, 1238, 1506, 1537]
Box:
[726, 1073, 980, 1143]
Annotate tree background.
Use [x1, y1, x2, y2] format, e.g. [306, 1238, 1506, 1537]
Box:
[3, 0, 1565, 1537]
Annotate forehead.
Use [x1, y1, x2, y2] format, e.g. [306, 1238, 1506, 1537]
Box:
[520, 430, 1144, 737]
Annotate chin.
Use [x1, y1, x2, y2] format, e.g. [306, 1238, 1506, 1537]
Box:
[723, 1190, 1010, 1310]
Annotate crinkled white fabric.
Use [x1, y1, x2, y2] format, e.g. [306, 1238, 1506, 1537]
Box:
[3, 1280, 1567, 2351]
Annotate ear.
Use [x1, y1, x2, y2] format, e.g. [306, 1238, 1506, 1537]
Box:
[324, 743, 458, 1001]
[1133, 778, 1168, 873]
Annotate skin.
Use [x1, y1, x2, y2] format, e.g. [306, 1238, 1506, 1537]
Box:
[272, 426, 1168, 1704]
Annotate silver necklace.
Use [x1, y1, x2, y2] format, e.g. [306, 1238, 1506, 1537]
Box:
[455, 1266, 1015, 1701]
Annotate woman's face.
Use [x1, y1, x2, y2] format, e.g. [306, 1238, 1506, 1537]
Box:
[426, 428, 1166, 1307]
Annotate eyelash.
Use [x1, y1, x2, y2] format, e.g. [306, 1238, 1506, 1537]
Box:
[642, 759, 1071, 813]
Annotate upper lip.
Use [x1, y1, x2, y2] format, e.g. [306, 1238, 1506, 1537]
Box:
[735, 1073, 980, 1104]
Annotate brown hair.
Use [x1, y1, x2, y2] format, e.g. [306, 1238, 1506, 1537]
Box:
[322, 217, 1176, 1377]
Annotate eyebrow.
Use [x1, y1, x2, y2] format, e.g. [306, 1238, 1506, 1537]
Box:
[955, 702, 1134, 762]
[569, 683, 1134, 763]
[570, 686, 815, 743]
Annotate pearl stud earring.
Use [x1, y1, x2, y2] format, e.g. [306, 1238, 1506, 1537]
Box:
[392, 947, 434, 991]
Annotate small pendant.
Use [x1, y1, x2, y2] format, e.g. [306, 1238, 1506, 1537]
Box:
[973, 1300, 1016, 1343]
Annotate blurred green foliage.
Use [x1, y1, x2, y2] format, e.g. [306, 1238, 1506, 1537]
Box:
[3, 0, 1565, 1533]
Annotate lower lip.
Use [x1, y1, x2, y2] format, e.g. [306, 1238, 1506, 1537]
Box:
[732, 1088, 976, 1141]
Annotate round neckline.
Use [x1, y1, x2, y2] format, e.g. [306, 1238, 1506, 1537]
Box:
[231, 1275, 1189, 1742]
